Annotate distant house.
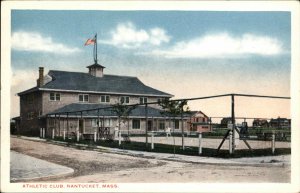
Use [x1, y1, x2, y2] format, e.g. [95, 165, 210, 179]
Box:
[252, 119, 269, 128]
[220, 117, 232, 128]
[269, 117, 291, 129]
[187, 111, 212, 133]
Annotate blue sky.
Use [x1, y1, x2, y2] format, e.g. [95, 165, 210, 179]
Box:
[11, 10, 291, 119]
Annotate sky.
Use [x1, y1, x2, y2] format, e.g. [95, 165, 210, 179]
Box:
[10, 10, 291, 121]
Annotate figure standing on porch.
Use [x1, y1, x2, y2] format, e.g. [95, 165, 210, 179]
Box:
[166, 127, 171, 138]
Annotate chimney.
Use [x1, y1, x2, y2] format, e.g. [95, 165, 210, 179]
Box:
[37, 67, 44, 87]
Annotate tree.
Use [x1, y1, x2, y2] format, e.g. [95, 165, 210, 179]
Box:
[159, 99, 190, 155]
[111, 102, 137, 137]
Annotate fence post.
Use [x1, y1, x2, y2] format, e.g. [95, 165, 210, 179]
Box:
[42, 128, 45, 138]
[118, 130, 121, 146]
[94, 129, 97, 142]
[63, 129, 66, 140]
[272, 131, 275, 154]
[198, 132, 202, 155]
[40, 128, 42, 138]
[151, 132, 154, 150]
[182, 132, 185, 150]
[77, 128, 80, 142]
[229, 131, 233, 154]
[52, 128, 55, 139]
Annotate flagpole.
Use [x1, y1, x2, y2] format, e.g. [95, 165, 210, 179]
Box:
[95, 33, 98, 64]
[93, 36, 95, 63]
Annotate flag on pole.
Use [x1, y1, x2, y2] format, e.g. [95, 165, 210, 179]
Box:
[84, 38, 96, 46]
[85, 34, 98, 64]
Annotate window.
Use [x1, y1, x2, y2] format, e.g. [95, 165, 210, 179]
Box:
[92, 119, 99, 127]
[159, 121, 165, 130]
[139, 97, 148, 104]
[27, 112, 34, 120]
[120, 96, 129, 104]
[100, 95, 110, 103]
[79, 94, 89, 102]
[132, 119, 140, 129]
[157, 98, 165, 103]
[104, 119, 112, 127]
[50, 93, 60, 101]
[174, 120, 179, 129]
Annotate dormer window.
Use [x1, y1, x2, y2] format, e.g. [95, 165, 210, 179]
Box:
[79, 94, 89, 102]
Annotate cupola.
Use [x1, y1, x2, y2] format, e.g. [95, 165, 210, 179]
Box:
[87, 63, 105, 77]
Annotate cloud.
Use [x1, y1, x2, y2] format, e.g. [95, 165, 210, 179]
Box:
[100, 22, 170, 49]
[144, 32, 283, 58]
[12, 31, 81, 54]
[11, 69, 39, 117]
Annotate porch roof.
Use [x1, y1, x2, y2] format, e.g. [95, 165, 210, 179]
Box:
[47, 103, 191, 119]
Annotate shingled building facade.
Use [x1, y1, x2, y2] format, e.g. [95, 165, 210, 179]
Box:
[17, 64, 196, 137]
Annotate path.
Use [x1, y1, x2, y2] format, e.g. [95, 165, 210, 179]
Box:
[10, 151, 74, 182]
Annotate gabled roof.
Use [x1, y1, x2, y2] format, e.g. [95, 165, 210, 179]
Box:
[189, 111, 209, 118]
[18, 87, 39, 96]
[18, 70, 173, 97]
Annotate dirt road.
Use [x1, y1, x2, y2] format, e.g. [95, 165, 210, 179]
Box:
[10, 137, 290, 183]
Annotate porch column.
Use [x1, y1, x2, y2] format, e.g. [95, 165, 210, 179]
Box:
[97, 109, 100, 141]
[81, 111, 83, 135]
[45, 115, 48, 138]
[67, 113, 69, 138]
[102, 115, 105, 139]
[145, 103, 148, 148]
[58, 115, 61, 137]
[54, 114, 57, 137]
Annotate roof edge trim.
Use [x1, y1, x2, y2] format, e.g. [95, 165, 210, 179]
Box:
[38, 88, 174, 97]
